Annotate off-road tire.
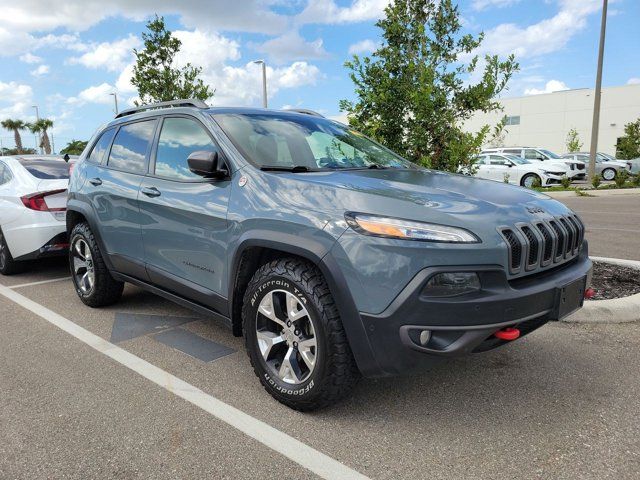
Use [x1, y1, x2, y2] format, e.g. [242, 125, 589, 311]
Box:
[69, 222, 124, 307]
[0, 229, 23, 275]
[242, 258, 360, 411]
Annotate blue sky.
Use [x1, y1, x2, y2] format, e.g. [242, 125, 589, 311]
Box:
[0, 0, 638, 152]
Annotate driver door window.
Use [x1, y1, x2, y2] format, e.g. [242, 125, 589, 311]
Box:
[525, 149, 544, 160]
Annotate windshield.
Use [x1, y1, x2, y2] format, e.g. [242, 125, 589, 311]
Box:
[504, 154, 529, 165]
[598, 152, 616, 161]
[539, 149, 562, 159]
[212, 113, 417, 170]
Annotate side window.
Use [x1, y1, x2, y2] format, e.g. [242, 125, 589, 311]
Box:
[489, 155, 507, 165]
[524, 149, 542, 160]
[0, 162, 11, 185]
[108, 120, 156, 174]
[474, 156, 487, 165]
[503, 149, 521, 156]
[155, 117, 217, 180]
[87, 128, 116, 165]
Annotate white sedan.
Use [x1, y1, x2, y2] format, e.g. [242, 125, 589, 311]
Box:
[0, 155, 72, 275]
[469, 153, 570, 188]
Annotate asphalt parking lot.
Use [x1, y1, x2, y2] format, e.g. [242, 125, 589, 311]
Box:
[1, 195, 639, 479]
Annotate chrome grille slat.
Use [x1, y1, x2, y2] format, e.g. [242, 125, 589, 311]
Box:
[499, 213, 584, 276]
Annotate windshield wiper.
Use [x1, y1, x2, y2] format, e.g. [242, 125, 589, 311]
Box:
[260, 165, 313, 173]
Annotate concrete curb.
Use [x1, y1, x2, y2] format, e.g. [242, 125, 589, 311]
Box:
[563, 256, 640, 324]
[546, 187, 640, 199]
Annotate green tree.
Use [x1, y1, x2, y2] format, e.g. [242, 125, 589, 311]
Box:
[565, 127, 582, 153]
[27, 118, 54, 154]
[60, 139, 88, 155]
[616, 119, 640, 159]
[1, 119, 27, 153]
[131, 15, 213, 105]
[340, 0, 518, 172]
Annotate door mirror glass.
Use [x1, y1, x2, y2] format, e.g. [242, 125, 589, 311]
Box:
[187, 150, 228, 178]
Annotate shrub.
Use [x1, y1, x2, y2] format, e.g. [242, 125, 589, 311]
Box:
[632, 174, 640, 187]
[615, 169, 629, 188]
[560, 175, 571, 189]
[591, 174, 602, 189]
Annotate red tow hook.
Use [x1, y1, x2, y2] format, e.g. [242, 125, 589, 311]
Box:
[584, 288, 596, 299]
[494, 327, 520, 341]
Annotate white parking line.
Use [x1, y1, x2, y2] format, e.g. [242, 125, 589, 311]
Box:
[9, 276, 71, 289]
[0, 283, 370, 480]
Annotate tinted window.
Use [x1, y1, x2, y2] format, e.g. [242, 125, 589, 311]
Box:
[18, 159, 70, 179]
[489, 155, 507, 165]
[87, 128, 116, 164]
[155, 118, 216, 180]
[108, 120, 156, 173]
[0, 162, 11, 185]
[503, 149, 521, 155]
[524, 149, 543, 160]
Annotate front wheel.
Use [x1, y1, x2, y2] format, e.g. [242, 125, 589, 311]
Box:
[69, 222, 124, 307]
[242, 258, 360, 411]
[601, 168, 616, 181]
[521, 173, 541, 188]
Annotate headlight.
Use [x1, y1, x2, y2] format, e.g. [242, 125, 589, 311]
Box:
[423, 272, 481, 297]
[345, 212, 480, 243]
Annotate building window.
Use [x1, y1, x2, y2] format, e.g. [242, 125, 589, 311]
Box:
[504, 115, 520, 126]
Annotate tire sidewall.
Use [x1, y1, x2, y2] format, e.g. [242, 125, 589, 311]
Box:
[244, 274, 327, 402]
[602, 168, 615, 181]
[69, 227, 95, 300]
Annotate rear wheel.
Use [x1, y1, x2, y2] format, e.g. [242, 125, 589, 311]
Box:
[0, 229, 23, 275]
[242, 258, 360, 411]
[69, 222, 124, 307]
[521, 173, 541, 188]
[602, 168, 616, 181]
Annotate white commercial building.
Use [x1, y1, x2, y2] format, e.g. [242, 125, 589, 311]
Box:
[465, 84, 640, 155]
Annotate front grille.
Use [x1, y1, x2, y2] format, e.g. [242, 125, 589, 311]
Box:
[499, 214, 585, 275]
[577, 163, 586, 170]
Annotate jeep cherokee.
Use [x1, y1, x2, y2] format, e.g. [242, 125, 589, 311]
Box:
[66, 99, 592, 411]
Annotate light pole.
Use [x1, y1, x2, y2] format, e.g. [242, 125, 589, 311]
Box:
[32, 105, 42, 154]
[253, 60, 268, 108]
[109, 92, 119, 115]
[588, 0, 608, 181]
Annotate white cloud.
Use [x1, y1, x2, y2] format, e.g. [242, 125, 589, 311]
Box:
[68, 83, 116, 106]
[475, 0, 603, 59]
[30, 64, 50, 76]
[472, 0, 520, 11]
[19, 52, 42, 63]
[173, 29, 241, 70]
[348, 39, 377, 55]
[255, 31, 329, 64]
[0, 81, 35, 120]
[68, 35, 140, 72]
[524, 79, 570, 95]
[297, 0, 389, 24]
[628, 78, 640, 85]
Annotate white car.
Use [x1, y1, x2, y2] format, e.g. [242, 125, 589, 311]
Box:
[482, 147, 585, 180]
[468, 153, 570, 188]
[0, 155, 72, 274]
[562, 152, 631, 181]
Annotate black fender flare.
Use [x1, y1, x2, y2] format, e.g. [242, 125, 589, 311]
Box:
[66, 200, 115, 272]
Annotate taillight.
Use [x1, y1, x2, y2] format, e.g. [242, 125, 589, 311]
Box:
[20, 189, 67, 212]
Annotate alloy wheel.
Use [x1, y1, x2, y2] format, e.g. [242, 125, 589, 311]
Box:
[72, 238, 95, 294]
[255, 289, 317, 385]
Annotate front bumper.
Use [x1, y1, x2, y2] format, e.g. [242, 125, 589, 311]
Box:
[358, 248, 592, 376]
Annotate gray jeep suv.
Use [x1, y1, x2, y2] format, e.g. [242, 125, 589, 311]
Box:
[67, 100, 592, 410]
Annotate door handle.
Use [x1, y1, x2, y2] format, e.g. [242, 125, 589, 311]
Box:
[89, 177, 102, 186]
[141, 186, 161, 198]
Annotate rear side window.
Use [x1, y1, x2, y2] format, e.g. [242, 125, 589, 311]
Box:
[18, 159, 70, 179]
[503, 149, 521, 155]
[0, 162, 11, 185]
[87, 128, 116, 164]
[108, 120, 156, 174]
[154, 117, 216, 180]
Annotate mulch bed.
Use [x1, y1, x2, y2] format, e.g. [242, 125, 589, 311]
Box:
[587, 261, 640, 300]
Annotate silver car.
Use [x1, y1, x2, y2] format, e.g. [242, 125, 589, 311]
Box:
[561, 153, 631, 181]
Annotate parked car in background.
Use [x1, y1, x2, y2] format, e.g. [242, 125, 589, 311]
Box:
[483, 147, 585, 180]
[66, 100, 592, 410]
[0, 155, 73, 274]
[626, 157, 640, 175]
[467, 153, 570, 188]
[561, 152, 631, 181]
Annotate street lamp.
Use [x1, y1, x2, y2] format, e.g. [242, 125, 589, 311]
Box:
[252, 60, 268, 108]
[109, 92, 119, 115]
[588, 0, 608, 181]
[32, 105, 42, 154]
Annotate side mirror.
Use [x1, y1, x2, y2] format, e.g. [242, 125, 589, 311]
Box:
[187, 150, 228, 179]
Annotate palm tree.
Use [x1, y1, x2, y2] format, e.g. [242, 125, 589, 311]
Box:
[28, 118, 54, 154]
[1, 119, 26, 153]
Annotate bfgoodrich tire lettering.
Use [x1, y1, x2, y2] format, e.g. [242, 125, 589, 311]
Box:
[242, 258, 360, 411]
[69, 222, 124, 307]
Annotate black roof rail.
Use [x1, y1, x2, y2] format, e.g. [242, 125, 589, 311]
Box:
[284, 108, 325, 118]
[115, 99, 209, 119]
